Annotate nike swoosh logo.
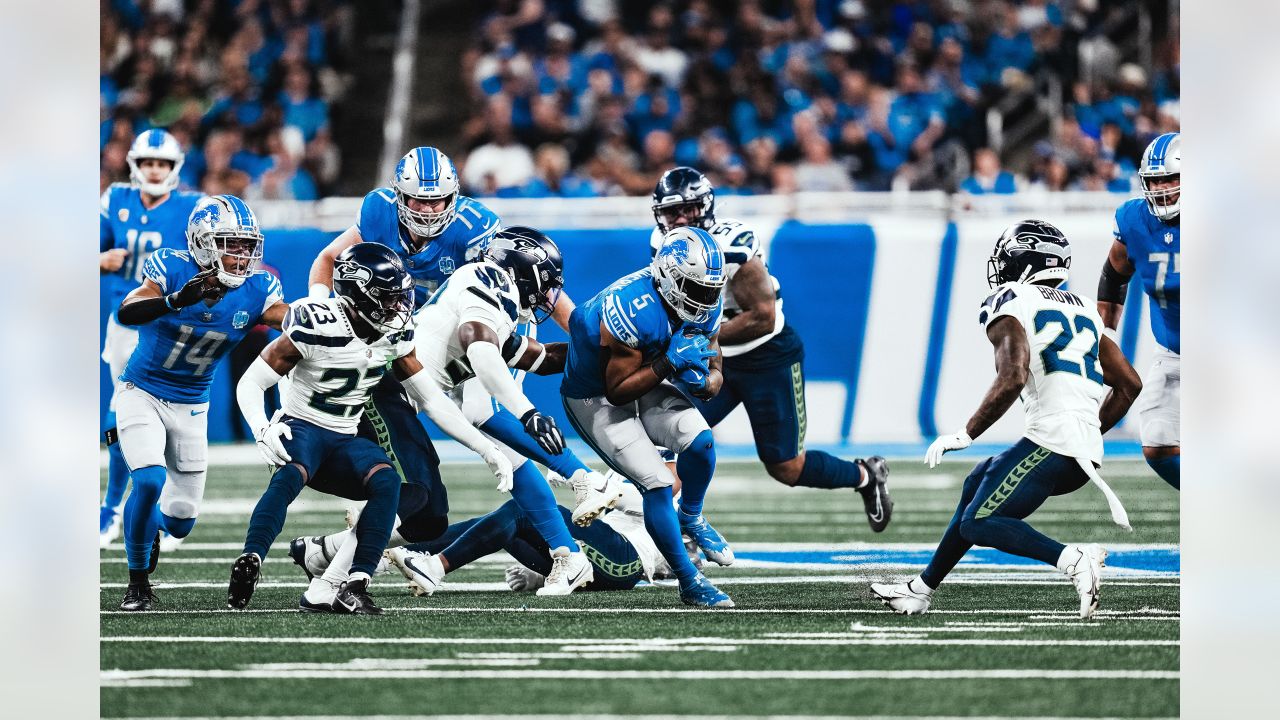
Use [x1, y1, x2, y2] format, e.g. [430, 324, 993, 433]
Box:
[867, 493, 884, 523]
[567, 564, 589, 585]
[592, 479, 612, 493]
[334, 594, 356, 611]
[191, 409, 207, 416]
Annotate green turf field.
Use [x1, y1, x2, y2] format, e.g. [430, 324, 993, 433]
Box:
[100, 456, 1179, 719]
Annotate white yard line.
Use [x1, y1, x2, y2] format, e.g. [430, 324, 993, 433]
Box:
[100, 606, 1179, 617]
[99, 635, 1176, 648]
[100, 668, 1178, 681]
[108, 715, 1180, 720]
[99, 577, 1180, 590]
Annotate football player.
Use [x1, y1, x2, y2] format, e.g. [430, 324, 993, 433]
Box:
[648, 167, 893, 540]
[871, 221, 1142, 619]
[560, 226, 734, 608]
[114, 195, 287, 611]
[1097, 132, 1180, 489]
[100, 129, 204, 548]
[229, 242, 514, 614]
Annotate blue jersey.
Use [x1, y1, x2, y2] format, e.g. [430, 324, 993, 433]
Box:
[1113, 198, 1180, 353]
[100, 183, 203, 315]
[121, 248, 283, 404]
[562, 269, 722, 399]
[355, 188, 501, 307]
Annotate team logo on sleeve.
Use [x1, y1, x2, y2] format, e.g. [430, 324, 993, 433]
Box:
[118, 208, 129, 222]
[232, 310, 250, 329]
[439, 257, 455, 274]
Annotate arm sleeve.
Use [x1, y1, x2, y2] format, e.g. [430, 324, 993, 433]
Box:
[141, 249, 173, 293]
[400, 369, 499, 457]
[261, 274, 284, 316]
[465, 340, 535, 418]
[236, 357, 284, 439]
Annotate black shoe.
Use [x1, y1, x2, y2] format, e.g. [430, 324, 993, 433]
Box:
[120, 582, 157, 612]
[298, 592, 337, 614]
[147, 531, 161, 574]
[855, 456, 893, 533]
[227, 553, 262, 609]
[288, 537, 316, 581]
[333, 577, 383, 615]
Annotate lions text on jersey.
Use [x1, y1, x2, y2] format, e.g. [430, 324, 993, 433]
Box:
[562, 268, 723, 400]
[280, 297, 418, 434]
[1113, 197, 1180, 353]
[413, 260, 522, 391]
[121, 248, 281, 403]
[979, 282, 1108, 463]
[649, 219, 782, 356]
[356, 188, 501, 306]
[100, 183, 204, 314]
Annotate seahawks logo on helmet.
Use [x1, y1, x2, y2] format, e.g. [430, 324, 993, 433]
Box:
[334, 259, 373, 286]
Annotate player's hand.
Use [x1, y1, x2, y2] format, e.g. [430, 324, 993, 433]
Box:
[100, 248, 129, 273]
[482, 446, 514, 492]
[505, 564, 545, 591]
[255, 421, 293, 467]
[675, 364, 714, 399]
[167, 267, 224, 309]
[655, 330, 716, 377]
[520, 409, 565, 455]
[925, 429, 972, 468]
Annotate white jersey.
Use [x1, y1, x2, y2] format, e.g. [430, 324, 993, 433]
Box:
[412, 260, 522, 391]
[979, 282, 1109, 463]
[281, 298, 416, 434]
[649, 218, 784, 356]
[599, 482, 668, 581]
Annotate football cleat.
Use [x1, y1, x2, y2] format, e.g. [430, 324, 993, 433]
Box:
[99, 507, 122, 549]
[1059, 544, 1107, 619]
[536, 546, 593, 596]
[298, 578, 339, 613]
[505, 564, 545, 592]
[870, 579, 933, 615]
[158, 531, 184, 554]
[288, 536, 331, 581]
[384, 547, 446, 597]
[679, 572, 734, 608]
[119, 582, 157, 612]
[678, 509, 734, 566]
[570, 470, 624, 527]
[227, 552, 262, 610]
[856, 456, 894, 533]
[147, 531, 162, 574]
[333, 577, 383, 615]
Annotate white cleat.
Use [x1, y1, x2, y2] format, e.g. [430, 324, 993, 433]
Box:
[536, 546, 593, 596]
[158, 532, 184, 553]
[1059, 544, 1107, 619]
[569, 470, 624, 527]
[99, 514, 122, 550]
[385, 547, 445, 597]
[288, 536, 332, 580]
[870, 579, 934, 615]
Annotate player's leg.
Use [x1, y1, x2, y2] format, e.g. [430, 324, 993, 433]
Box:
[1139, 349, 1181, 490]
[100, 317, 139, 546]
[330, 455, 402, 615]
[389, 499, 533, 596]
[114, 384, 169, 610]
[564, 507, 646, 591]
[151, 401, 209, 561]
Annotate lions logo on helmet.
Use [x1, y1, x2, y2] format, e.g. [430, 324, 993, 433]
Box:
[1138, 132, 1180, 222]
[393, 146, 460, 240]
[651, 227, 726, 323]
[186, 194, 264, 289]
[987, 220, 1072, 289]
[127, 129, 185, 197]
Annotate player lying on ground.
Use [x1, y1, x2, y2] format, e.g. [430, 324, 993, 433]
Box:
[647, 167, 893, 544]
[1097, 132, 1180, 490]
[229, 242, 514, 614]
[114, 195, 287, 612]
[872, 220, 1142, 620]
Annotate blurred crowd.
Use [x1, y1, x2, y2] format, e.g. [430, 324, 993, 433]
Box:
[457, 0, 1180, 198]
[100, 0, 355, 199]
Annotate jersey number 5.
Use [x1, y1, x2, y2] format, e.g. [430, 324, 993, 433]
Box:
[1033, 310, 1104, 385]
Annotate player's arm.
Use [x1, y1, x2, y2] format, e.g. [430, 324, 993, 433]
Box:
[460, 321, 566, 454]
[116, 269, 223, 326]
[259, 300, 289, 330]
[236, 334, 304, 466]
[307, 225, 362, 298]
[718, 258, 776, 345]
[550, 291, 576, 331]
[601, 325, 667, 406]
[1097, 240, 1136, 333]
[502, 335, 567, 375]
[965, 316, 1031, 439]
[1097, 334, 1142, 433]
[100, 191, 128, 273]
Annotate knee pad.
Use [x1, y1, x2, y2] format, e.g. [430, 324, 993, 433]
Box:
[958, 517, 988, 545]
[679, 429, 715, 458]
[163, 498, 198, 520]
[366, 467, 401, 496]
[161, 513, 197, 539]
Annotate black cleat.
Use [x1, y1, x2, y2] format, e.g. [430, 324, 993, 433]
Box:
[856, 456, 893, 533]
[298, 593, 337, 613]
[288, 537, 316, 581]
[147, 531, 161, 574]
[333, 577, 383, 615]
[120, 582, 157, 612]
[227, 553, 262, 609]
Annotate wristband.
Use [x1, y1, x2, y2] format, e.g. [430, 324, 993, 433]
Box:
[651, 354, 676, 379]
[164, 293, 178, 311]
[308, 283, 332, 300]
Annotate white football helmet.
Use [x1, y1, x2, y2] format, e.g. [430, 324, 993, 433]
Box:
[186, 195, 264, 288]
[1138, 132, 1180, 221]
[127, 129, 185, 197]
[651, 227, 726, 323]
[392, 146, 460, 241]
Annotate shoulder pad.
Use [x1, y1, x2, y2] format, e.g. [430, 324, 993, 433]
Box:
[709, 219, 759, 264]
[978, 285, 1019, 326]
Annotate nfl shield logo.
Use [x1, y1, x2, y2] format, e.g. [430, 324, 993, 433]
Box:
[201, 312, 214, 322]
[232, 310, 250, 329]
[439, 257, 455, 274]
[1164, 232, 1173, 245]
[118, 208, 129, 222]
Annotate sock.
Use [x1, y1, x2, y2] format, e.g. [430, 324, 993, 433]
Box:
[350, 468, 401, 577]
[919, 472, 983, 589]
[1147, 454, 1180, 490]
[480, 409, 590, 479]
[243, 464, 306, 559]
[508, 460, 578, 552]
[122, 466, 166, 571]
[960, 516, 1065, 566]
[642, 486, 699, 584]
[128, 568, 149, 586]
[675, 430, 715, 517]
[102, 412, 129, 515]
[322, 530, 349, 559]
[908, 576, 934, 596]
[436, 500, 525, 570]
[320, 529, 360, 587]
[795, 451, 866, 490]
[348, 571, 371, 585]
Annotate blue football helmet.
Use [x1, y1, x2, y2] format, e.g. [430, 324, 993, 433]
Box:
[392, 146, 460, 240]
[1139, 132, 1180, 221]
[651, 226, 726, 323]
[485, 226, 565, 325]
[333, 242, 415, 334]
[127, 129, 185, 196]
[987, 219, 1071, 289]
[186, 195, 263, 288]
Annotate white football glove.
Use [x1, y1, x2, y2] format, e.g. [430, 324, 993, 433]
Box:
[482, 446, 514, 493]
[505, 564, 545, 591]
[925, 429, 972, 468]
[256, 421, 293, 467]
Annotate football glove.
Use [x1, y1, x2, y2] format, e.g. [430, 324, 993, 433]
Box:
[167, 267, 225, 309]
[674, 364, 713, 399]
[482, 446, 515, 493]
[520, 408, 566, 455]
[653, 330, 716, 378]
[505, 564, 545, 592]
[925, 429, 972, 468]
[256, 421, 293, 467]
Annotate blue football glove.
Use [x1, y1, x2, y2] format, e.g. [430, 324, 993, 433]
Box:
[674, 364, 713, 398]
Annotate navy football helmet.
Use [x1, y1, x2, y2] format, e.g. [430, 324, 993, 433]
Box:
[987, 220, 1071, 289]
[652, 166, 715, 233]
[332, 243, 415, 334]
[485, 226, 565, 324]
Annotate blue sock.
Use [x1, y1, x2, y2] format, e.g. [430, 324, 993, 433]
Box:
[1147, 454, 1180, 490]
[243, 464, 306, 559]
[675, 430, 715, 517]
[352, 468, 401, 576]
[481, 409, 591, 478]
[153, 505, 197, 539]
[508, 460, 577, 550]
[436, 500, 525, 570]
[642, 485, 699, 584]
[102, 411, 129, 516]
[795, 451, 864, 489]
[960, 516, 1065, 566]
[122, 466, 165, 571]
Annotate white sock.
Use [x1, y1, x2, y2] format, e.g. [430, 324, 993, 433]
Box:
[348, 571, 371, 585]
[321, 530, 359, 586]
[322, 530, 351, 559]
[304, 577, 337, 601]
[908, 576, 934, 596]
